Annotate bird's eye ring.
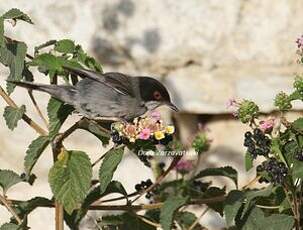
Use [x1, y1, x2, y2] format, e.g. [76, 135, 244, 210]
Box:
[153, 91, 162, 100]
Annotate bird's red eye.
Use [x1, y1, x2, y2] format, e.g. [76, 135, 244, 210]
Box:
[153, 91, 162, 100]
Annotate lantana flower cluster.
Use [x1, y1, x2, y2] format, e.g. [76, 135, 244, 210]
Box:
[111, 111, 175, 144]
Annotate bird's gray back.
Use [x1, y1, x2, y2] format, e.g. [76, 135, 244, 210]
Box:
[74, 78, 146, 120]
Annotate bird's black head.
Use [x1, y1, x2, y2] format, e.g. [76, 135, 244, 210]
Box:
[137, 76, 178, 112]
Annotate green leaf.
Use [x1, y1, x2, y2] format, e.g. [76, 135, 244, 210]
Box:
[2, 8, 33, 24]
[3, 105, 26, 130]
[47, 97, 74, 139]
[176, 211, 203, 230]
[24, 136, 50, 175]
[48, 150, 92, 214]
[54, 39, 75, 53]
[0, 41, 27, 94]
[292, 160, 303, 179]
[30, 53, 65, 72]
[160, 196, 188, 230]
[14, 197, 52, 219]
[241, 185, 273, 218]
[0, 169, 22, 194]
[239, 207, 294, 230]
[292, 118, 303, 132]
[79, 120, 110, 146]
[194, 166, 238, 188]
[99, 147, 124, 194]
[245, 152, 253, 171]
[0, 17, 4, 47]
[98, 213, 156, 230]
[224, 190, 244, 227]
[65, 181, 128, 228]
[0, 223, 19, 230]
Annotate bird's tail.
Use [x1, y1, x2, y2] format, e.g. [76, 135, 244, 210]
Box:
[9, 81, 76, 105]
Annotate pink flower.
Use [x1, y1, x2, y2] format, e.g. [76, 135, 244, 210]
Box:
[139, 128, 151, 140]
[259, 117, 275, 133]
[296, 35, 303, 49]
[175, 159, 193, 174]
[150, 110, 161, 121]
[226, 98, 238, 108]
[226, 98, 240, 117]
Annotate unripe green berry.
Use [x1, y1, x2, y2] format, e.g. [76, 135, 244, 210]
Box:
[293, 75, 303, 95]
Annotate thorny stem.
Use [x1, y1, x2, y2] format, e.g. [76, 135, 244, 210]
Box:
[0, 194, 22, 225]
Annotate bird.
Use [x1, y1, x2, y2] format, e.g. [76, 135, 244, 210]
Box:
[11, 66, 178, 121]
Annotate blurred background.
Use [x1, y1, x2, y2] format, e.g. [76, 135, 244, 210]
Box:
[1, 0, 303, 229]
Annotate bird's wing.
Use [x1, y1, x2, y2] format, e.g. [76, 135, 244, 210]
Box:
[63, 66, 135, 97]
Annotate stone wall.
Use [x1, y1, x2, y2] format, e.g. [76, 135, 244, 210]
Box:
[1, 0, 303, 229]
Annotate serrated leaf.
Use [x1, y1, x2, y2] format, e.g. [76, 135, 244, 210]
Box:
[245, 152, 253, 171]
[194, 166, 238, 188]
[99, 147, 124, 194]
[2, 8, 33, 24]
[3, 105, 26, 130]
[0, 17, 4, 47]
[0, 169, 22, 194]
[24, 136, 50, 175]
[0, 223, 19, 230]
[224, 190, 244, 227]
[30, 53, 65, 72]
[0, 41, 27, 94]
[74, 45, 102, 72]
[241, 185, 273, 218]
[79, 120, 110, 146]
[49, 150, 92, 214]
[47, 97, 74, 139]
[14, 196, 52, 219]
[239, 207, 294, 230]
[292, 118, 303, 132]
[160, 196, 187, 230]
[65, 181, 127, 228]
[54, 39, 75, 53]
[202, 187, 226, 215]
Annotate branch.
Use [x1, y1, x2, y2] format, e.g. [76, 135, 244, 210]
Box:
[0, 194, 22, 225]
[0, 86, 47, 135]
[131, 155, 182, 203]
[27, 90, 48, 127]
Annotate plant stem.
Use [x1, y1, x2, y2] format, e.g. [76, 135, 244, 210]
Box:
[55, 202, 64, 230]
[27, 90, 48, 127]
[131, 155, 182, 203]
[0, 194, 22, 225]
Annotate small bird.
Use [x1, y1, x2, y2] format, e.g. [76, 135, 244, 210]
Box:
[12, 66, 178, 121]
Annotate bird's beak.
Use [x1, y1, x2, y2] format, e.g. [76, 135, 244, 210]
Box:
[166, 102, 179, 112]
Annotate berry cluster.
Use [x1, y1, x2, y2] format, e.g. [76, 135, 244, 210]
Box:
[257, 158, 288, 184]
[244, 128, 271, 159]
[134, 179, 158, 200]
[134, 179, 153, 192]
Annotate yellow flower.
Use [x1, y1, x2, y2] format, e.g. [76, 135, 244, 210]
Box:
[165, 125, 175, 134]
[154, 131, 165, 140]
[129, 137, 136, 143]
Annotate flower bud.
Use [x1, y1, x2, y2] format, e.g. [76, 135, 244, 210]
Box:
[192, 132, 210, 154]
[274, 92, 292, 111]
[237, 100, 259, 123]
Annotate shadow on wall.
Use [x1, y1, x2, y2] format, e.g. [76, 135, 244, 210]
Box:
[91, 0, 161, 66]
